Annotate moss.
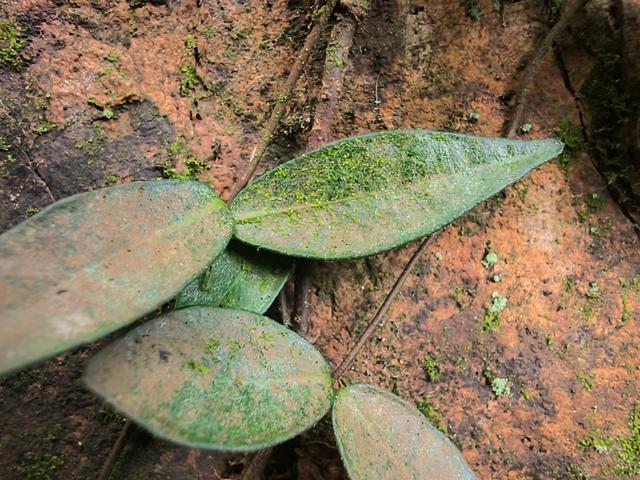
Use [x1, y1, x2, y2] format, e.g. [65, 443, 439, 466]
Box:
[277, 89, 291, 104]
[16, 452, 65, 480]
[566, 464, 591, 479]
[583, 192, 604, 213]
[230, 28, 250, 42]
[0, 134, 9, 152]
[454, 355, 466, 371]
[237, 131, 507, 212]
[161, 138, 207, 180]
[232, 129, 562, 259]
[581, 300, 594, 321]
[32, 120, 57, 135]
[203, 26, 215, 39]
[312, 5, 328, 20]
[563, 277, 575, 295]
[576, 371, 594, 391]
[184, 34, 196, 51]
[579, 432, 613, 454]
[554, 118, 584, 172]
[415, 396, 447, 433]
[104, 174, 119, 185]
[422, 353, 440, 382]
[74, 126, 105, 157]
[105, 51, 118, 63]
[182, 360, 210, 375]
[454, 287, 464, 308]
[326, 42, 345, 68]
[26, 206, 39, 216]
[615, 400, 640, 475]
[205, 338, 221, 353]
[544, 333, 554, 348]
[180, 65, 199, 96]
[0, 19, 25, 69]
[462, 0, 481, 20]
[621, 291, 633, 322]
[467, 110, 480, 123]
[162, 156, 204, 180]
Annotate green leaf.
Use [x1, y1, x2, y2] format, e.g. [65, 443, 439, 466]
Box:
[0, 180, 232, 376]
[174, 242, 292, 314]
[333, 384, 477, 480]
[84, 307, 333, 451]
[232, 130, 563, 259]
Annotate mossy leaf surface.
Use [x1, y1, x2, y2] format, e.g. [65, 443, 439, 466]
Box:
[232, 130, 563, 259]
[174, 242, 292, 314]
[0, 180, 232, 376]
[333, 384, 477, 480]
[84, 307, 333, 451]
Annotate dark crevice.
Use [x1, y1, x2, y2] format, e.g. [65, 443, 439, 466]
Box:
[20, 148, 56, 202]
[552, 43, 589, 143]
[553, 44, 640, 241]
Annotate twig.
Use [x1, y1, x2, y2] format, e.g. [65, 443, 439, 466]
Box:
[505, 0, 590, 137]
[97, 420, 133, 480]
[292, 12, 359, 334]
[278, 289, 292, 327]
[239, 448, 273, 480]
[333, 234, 437, 380]
[305, 13, 357, 150]
[293, 260, 313, 336]
[230, 0, 340, 198]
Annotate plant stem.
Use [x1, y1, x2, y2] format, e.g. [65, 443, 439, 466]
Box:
[97, 420, 133, 480]
[293, 260, 313, 336]
[306, 12, 357, 150]
[278, 289, 292, 327]
[505, 0, 590, 137]
[333, 234, 437, 381]
[230, 0, 339, 199]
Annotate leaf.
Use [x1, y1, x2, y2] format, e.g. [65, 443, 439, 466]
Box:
[0, 180, 232, 376]
[84, 307, 333, 451]
[231, 130, 563, 259]
[174, 242, 292, 314]
[332, 384, 477, 480]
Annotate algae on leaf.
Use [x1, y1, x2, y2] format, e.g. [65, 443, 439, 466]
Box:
[0, 180, 232, 376]
[231, 130, 563, 259]
[174, 241, 292, 314]
[84, 308, 333, 451]
[332, 384, 477, 480]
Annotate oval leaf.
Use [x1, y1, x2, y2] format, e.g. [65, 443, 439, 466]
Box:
[174, 242, 292, 314]
[232, 130, 563, 259]
[333, 384, 477, 480]
[83, 307, 333, 451]
[0, 180, 232, 375]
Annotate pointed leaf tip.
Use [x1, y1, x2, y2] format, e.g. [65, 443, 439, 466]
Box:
[84, 307, 333, 451]
[0, 180, 232, 376]
[332, 384, 477, 480]
[231, 130, 563, 259]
